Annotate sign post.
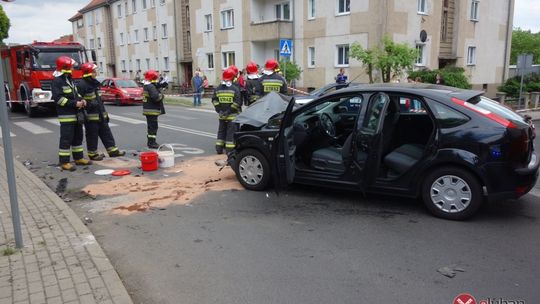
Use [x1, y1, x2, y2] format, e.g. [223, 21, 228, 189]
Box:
[279, 39, 292, 82]
[517, 54, 533, 109]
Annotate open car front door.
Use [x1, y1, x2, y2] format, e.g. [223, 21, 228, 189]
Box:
[354, 92, 391, 191]
[273, 96, 297, 189]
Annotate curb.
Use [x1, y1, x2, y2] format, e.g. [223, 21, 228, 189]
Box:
[12, 159, 134, 304]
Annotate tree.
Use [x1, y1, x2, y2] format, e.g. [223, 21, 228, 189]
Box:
[279, 59, 302, 84]
[350, 36, 418, 83]
[510, 28, 540, 65]
[0, 4, 10, 43]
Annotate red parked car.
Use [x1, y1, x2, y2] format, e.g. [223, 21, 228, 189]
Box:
[99, 78, 144, 106]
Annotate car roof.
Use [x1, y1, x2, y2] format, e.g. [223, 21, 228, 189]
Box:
[323, 83, 483, 102]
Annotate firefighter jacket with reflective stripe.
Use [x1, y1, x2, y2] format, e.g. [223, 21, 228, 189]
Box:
[52, 74, 81, 123]
[143, 82, 165, 116]
[77, 77, 107, 122]
[212, 84, 242, 121]
[246, 77, 264, 105]
[260, 73, 287, 95]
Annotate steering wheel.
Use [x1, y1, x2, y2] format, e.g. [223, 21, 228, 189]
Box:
[319, 113, 336, 138]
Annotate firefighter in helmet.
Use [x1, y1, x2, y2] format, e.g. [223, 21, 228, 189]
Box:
[260, 58, 287, 95]
[77, 62, 125, 160]
[142, 69, 165, 149]
[245, 61, 263, 106]
[212, 68, 242, 154]
[51, 56, 92, 171]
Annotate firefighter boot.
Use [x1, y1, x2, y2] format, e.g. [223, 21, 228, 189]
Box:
[75, 158, 93, 166]
[109, 150, 126, 157]
[88, 153, 104, 161]
[147, 139, 159, 149]
[60, 163, 76, 172]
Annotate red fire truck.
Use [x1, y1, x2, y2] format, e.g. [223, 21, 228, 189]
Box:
[1, 41, 95, 117]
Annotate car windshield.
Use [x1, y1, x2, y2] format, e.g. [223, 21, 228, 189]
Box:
[115, 80, 139, 88]
[32, 50, 85, 70]
[310, 84, 336, 96]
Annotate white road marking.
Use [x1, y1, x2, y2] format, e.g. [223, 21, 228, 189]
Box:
[0, 128, 16, 138]
[108, 114, 146, 124]
[163, 114, 197, 120]
[160, 123, 215, 138]
[187, 108, 217, 114]
[13, 121, 53, 134]
[45, 118, 117, 127]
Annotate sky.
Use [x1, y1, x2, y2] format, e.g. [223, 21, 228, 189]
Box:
[1, 0, 540, 44]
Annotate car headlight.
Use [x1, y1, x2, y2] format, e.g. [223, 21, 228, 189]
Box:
[121, 89, 128, 94]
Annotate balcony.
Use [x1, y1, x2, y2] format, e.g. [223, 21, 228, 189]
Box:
[248, 20, 293, 41]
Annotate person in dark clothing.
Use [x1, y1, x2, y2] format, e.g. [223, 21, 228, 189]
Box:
[191, 71, 203, 106]
[142, 69, 165, 149]
[335, 68, 348, 84]
[259, 58, 287, 96]
[51, 56, 92, 171]
[435, 73, 445, 85]
[212, 68, 242, 154]
[245, 61, 263, 106]
[78, 62, 125, 160]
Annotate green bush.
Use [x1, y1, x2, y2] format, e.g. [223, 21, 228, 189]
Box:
[279, 60, 302, 84]
[498, 73, 540, 97]
[408, 67, 472, 89]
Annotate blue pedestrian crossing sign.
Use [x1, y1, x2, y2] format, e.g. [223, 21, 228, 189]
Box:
[279, 39, 292, 57]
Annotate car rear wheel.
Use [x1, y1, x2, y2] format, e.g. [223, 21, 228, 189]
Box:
[234, 149, 271, 191]
[422, 166, 483, 220]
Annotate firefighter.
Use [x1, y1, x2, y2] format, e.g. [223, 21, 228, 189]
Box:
[212, 68, 242, 154]
[51, 56, 92, 171]
[78, 62, 125, 160]
[245, 61, 263, 106]
[259, 58, 288, 95]
[142, 69, 165, 149]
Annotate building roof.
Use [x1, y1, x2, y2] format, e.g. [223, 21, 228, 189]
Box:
[79, 0, 107, 13]
[68, 12, 82, 22]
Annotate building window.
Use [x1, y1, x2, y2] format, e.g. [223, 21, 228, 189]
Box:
[186, 30, 191, 51]
[207, 53, 214, 69]
[415, 43, 426, 66]
[308, 0, 315, 19]
[467, 46, 476, 65]
[221, 9, 234, 29]
[155, 57, 159, 70]
[89, 39, 95, 50]
[132, 0, 137, 13]
[134, 29, 139, 43]
[125, 1, 128, 15]
[275, 2, 291, 20]
[153, 26, 157, 40]
[127, 31, 131, 44]
[86, 13, 93, 27]
[418, 0, 427, 14]
[308, 47, 315, 67]
[336, 44, 349, 66]
[142, 0, 147, 10]
[146, 58, 150, 70]
[95, 10, 101, 24]
[99, 62, 103, 73]
[222, 51, 235, 68]
[160, 0, 165, 5]
[205, 14, 213, 32]
[77, 19, 83, 28]
[117, 4, 122, 18]
[136, 59, 141, 71]
[470, 0, 479, 21]
[120, 32, 124, 45]
[129, 59, 132, 72]
[151, 0, 155, 7]
[97, 37, 102, 49]
[163, 57, 169, 71]
[144, 27, 149, 41]
[337, 0, 350, 15]
[121, 60, 126, 72]
[161, 23, 168, 38]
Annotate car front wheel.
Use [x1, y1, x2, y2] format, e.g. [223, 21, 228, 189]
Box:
[234, 149, 271, 191]
[422, 166, 483, 220]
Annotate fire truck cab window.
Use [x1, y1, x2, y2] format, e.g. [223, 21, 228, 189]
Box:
[32, 51, 84, 70]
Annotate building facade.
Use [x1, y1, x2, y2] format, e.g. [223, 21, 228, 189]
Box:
[70, 0, 193, 85]
[191, 0, 514, 95]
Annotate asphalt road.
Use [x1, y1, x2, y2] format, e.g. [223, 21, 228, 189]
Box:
[2, 105, 540, 303]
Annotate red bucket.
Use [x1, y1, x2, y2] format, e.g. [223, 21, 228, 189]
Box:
[140, 151, 158, 171]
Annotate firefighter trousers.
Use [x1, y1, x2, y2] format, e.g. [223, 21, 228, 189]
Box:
[145, 115, 159, 143]
[216, 119, 238, 154]
[84, 121, 118, 157]
[58, 122, 84, 164]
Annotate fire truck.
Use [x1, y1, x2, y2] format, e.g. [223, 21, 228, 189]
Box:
[1, 41, 95, 117]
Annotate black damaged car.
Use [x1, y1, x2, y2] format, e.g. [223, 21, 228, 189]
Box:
[228, 84, 539, 220]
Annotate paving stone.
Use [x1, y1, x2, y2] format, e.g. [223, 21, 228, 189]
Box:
[0, 286, 10, 297]
[76, 282, 92, 296]
[27, 271, 42, 283]
[58, 278, 75, 291]
[44, 284, 60, 298]
[61, 288, 78, 302]
[0, 298, 13, 304]
[28, 290, 45, 304]
[45, 296, 63, 304]
[42, 274, 57, 287]
[79, 293, 97, 304]
[28, 280, 43, 294]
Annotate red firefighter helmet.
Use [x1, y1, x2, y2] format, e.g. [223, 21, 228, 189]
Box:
[228, 65, 239, 76]
[56, 56, 74, 72]
[222, 68, 236, 81]
[81, 62, 98, 76]
[144, 69, 159, 81]
[264, 59, 279, 71]
[246, 61, 258, 75]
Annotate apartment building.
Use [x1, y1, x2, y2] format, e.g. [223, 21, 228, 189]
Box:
[191, 0, 514, 95]
[70, 0, 193, 85]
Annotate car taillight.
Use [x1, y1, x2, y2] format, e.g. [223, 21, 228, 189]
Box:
[451, 97, 517, 129]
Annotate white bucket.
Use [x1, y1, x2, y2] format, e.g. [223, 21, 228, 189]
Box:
[157, 144, 175, 168]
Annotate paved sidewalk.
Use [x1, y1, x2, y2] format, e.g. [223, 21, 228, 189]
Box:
[0, 147, 133, 304]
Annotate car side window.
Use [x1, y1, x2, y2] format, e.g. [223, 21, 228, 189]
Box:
[430, 101, 470, 128]
[337, 96, 363, 113]
[399, 97, 426, 113]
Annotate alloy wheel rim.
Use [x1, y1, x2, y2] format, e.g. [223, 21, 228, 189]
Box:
[430, 175, 472, 213]
[239, 155, 263, 185]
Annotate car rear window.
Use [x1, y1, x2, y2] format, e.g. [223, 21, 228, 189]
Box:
[469, 96, 527, 126]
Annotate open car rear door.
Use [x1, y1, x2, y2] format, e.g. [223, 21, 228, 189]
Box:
[273, 96, 297, 189]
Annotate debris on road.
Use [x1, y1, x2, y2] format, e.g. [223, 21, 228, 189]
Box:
[63, 197, 72, 203]
[437, 265, 465, 278]
[23, 159, 32, 166]
[55, 178, 68, 195]
[83, 216, 93, 224]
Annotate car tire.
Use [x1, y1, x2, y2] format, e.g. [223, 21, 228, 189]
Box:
[24, 100, 37, 118]
[422, 166, 483, 220]
[234, 149, 271, 191]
